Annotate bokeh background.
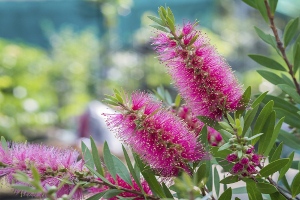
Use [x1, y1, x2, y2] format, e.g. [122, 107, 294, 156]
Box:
[0, 0, 299, 166]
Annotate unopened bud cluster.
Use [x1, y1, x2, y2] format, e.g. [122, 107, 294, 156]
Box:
[226, 136, 261, 177]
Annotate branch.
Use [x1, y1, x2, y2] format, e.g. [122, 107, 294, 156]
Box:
[264, 0, 300, 95]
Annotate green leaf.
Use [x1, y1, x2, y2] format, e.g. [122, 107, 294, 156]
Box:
[252, 91, 268, 108]
[242, 0, 257, 8]
[122, 146, 143, 191]
[249, 54, 286, 71]
[258, 111, 275, 156]
[218, 129, 232, 142]
[90, 137, 104, 177]
[257, 70, 286, 85]
[275, 108, 300, 129]
[211, 147, 231, 159]
[195, 163, 207, 185]
[254, 27, 280, 54]
[214, 167, 220, 196]
[219, 187, 232, 200]
[278, 130, 300, 150]
[282, 175, 292, 193]
[166, 16, 175, 33]
[167, 7, 175, 24]
[103, 142, 117, 180]
[86, 191, 107, 200]
[263, 117, 284, 156]
[220, 175, 239, 184]
[148, 16, 165, 26]
[12, 185, 40, 193]
[256, 182, 277, 194]
[218, 142, 231, 151]
[269, 0, 278, 14]
[102, 189, 123, 199]
[174, 94, 181, 108]
[206, 160, 213, 191]
[243, 105, 259, 135]
[215, 157, 234, 172]
[262, 95, 299, 114]
[270, 142, 283, 162]
[269, 192, 286, 200]
[259, 158, 289, 177]
[81, 141, 94, 169]
[141, 170, 166, 198]
[197, 116, 220, 129]
[246, 180, 263, 200]
[162, 182, 174, 199]
[150, 25, 169, 33]
[278, 151, 294, 181]
[85, 165, 111, 185]
[112, 155, 133, 186]
[281, 73, 295, 87]
[283, 18, 299, 47]
[278, 84, 300, 104]
[1, 136, 8, 152]
[255, 0, 268, 22]
[252, 100, 274, 145]
[291, 172, 300, 197]
[294, 43, 300, 73]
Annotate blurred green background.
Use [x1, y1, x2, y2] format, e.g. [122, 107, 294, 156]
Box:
[0, 0, 298, 142]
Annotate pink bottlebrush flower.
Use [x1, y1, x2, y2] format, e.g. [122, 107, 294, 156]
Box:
[153, 22, 243, 120]
[89, 174, 152, 200]
[0, 142, 84, 199]
[176, 105, 223, 146]
[105, 91, 207, 176]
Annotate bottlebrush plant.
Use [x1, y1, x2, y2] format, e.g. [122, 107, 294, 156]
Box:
[1, 1, 300, 199]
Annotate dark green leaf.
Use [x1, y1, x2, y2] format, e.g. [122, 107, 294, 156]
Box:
[269, 0, 278, 14]
[269, 192, 286, 200]
[122, 146, 143, 191]
[215, 157, 233, 172]
[205, 160, 213, 191]
[86, 191, 107, 200]
[270, 142, 283, 162]
[283, 18, 299, 47]
[258, 111, 275, 156]
[197, 116, 220, 130]
[90, 137, 104, 176]
[103, 142, 117, 180]
[256, 182, 277, 194]
[262, 94, 299, 114]
[278, 152, 294, 181]
[162, 182, 174, 199]
[85, 165, 111, 185]
[148, 16, 165, 26]
[242, 0, 256, 8]
[219, 187, 232, 200]
[275, 108, 300, 129]
[291, 172, 300, 197]
[252, 100, 274, 145]
[150, 25, 169, 33]
[278, 130, 300, 150]
[249, 54, 286, 71]
[199, 125, 208, 145]
[259, 158, 289, 177]
[220, 175, 239, 184]
[257, 70, 286, 85]
[246, 180, 263, 200]
[211, 146, 231, 159]
[281, 73, 295, 87]
[81, 141, 94, 169]
[278, 84, 300, 104]
[141, 170, 166, 198]
[294, 43, 300, 73]
[255, 0, 268, 22]
[282, 175, 292, 193]
[214, 167, 220, 196]
[254, 27, 280, 54]
[263, 117, 284, 156]
[236, 86, 251, 117]
[112, 155, 132, 186]
[1, 136, 7, 151]
[243, 104, 259, 135]
[102, 189, 123, 199]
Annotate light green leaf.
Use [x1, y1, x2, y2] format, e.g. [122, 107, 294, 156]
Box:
[141, 170, 166, 198]
[283, 18, 299, 47]
[195, 163, 207, 185]
[249, 54, 286, 71]
[259, 158, 289, 177]
[218, 142, 231, 151]
[252, 100, 274, 145]
[291, 172, 300, 197]
[256, 182, 277, 194]
[85, 165, 111, 185]
[174, 94, 181, 108]
[218, 129, 232, 142]
[255, 0, 268, 23]
[219, 187, 232, 200]
[1, 136, 7, 152]
[252, 91, 268, 108]
[166, 16, 175, 33]
[81, 141, 94, 169]
[103, 142, 117, 180]
[150, 25, 169, 33]
[12, 185, 40, 193]
[148, 16, 165, 26]
[277, 84, 300, 104]
[167, 7, 175, 24]
[257, 70, 286, 85]
[269, 0, 278, 14]
[112, 155, 132, 186]
[90, 137, 104, 176]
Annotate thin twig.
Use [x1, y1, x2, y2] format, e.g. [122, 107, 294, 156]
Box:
[264, 0, 300, 95]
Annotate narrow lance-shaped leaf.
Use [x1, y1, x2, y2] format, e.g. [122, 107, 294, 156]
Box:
[112, 155, 133, 186]
[263, 117, 284, 156]
[214, 167, 220, 197]
[150, 25, 169, 33]
[257, 70, 287, 85]
[277, 84, 300, 104]
[294, 43, 300, 73]
[256, 182, 277, 194]
[278, 151, 294, 181]
[1, 136, 8, 152]
[278, 130, 300, 150]
[258, 111, 275, 156]
[219, 187, 232, 200]
[255, 0, 269, 23]
[90, 137, 104, 176]
[246, 180, 263, 200]
[283, 18, 299, 47]
[259, 158, 289, 177]
[148, 16, 165, 26]
[270, 142, 283, 162]
[103, 142, 117, 180]
[254, 27, 280, 54]
[269, 0, 278, 14]
[81, 141, 94, 169]
[291, 172, 300, 198]
[249, 54, 286, 71]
